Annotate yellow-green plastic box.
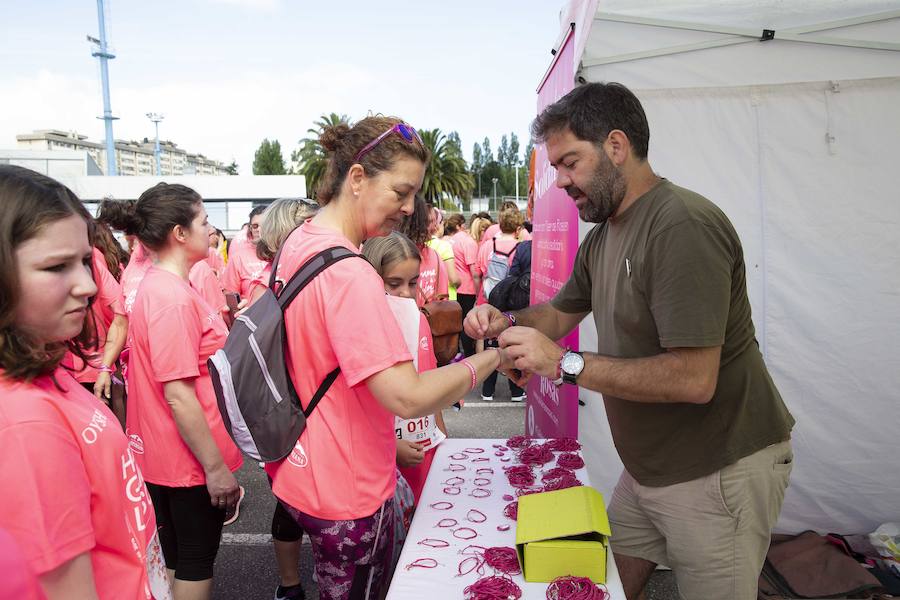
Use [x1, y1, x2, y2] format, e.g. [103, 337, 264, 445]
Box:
[515, 486, 611, 583]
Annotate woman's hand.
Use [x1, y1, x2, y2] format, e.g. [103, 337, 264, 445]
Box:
[205, 463, 241, 509]
[396, 440, 425, 468]
[93, 371, 112, 403]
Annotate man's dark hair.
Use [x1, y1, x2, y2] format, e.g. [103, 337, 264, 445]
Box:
[531, 82, 650, 160]
[249, 204, 267, 219]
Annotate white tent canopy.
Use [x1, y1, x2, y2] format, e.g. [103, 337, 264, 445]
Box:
[565, 0, 900, 534]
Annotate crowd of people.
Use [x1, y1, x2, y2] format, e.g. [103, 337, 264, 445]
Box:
[0, 81, 795, 600]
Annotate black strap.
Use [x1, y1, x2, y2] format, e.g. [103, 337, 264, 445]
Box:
[273, 245, 361, 421]
[276, 246, 359, 310]
[268, 224, 301, 291]
[304, 367, 340, 418]
[492, 236, 518, 257]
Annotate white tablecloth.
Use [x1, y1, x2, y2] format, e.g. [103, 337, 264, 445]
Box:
[387, 438, 626, 599]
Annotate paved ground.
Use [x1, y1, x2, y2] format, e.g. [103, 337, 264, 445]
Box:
[212, 380, 679, 599]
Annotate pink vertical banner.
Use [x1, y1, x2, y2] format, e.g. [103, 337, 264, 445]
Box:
[526, 27, 579, 439]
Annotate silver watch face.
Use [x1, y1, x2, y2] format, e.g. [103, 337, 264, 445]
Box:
[561, 352, 585, 375]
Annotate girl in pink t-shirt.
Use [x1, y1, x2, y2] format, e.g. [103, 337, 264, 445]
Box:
[444, 213, 480, 356]
[0, 165, 170, 599]
[361, 232, 448, 503]
[266, 117, 512, 600]
[122, 183, 242, 599]
[397, 195, 449, 306]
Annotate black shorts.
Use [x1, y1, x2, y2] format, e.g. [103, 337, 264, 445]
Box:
[146, 482, 225, 581]
[266, 475, 304, 543]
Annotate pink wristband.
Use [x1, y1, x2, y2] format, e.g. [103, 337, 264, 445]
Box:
[98, 365, 114, 374]
[460, 359, 477, 392]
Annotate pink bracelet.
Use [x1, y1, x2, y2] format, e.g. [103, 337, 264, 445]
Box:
[460, 359, 477, 392]
[98, 365, 114, 374]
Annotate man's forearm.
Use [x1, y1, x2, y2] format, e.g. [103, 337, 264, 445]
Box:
[577, 350, 717, 405]
[513, 303, 580, 342]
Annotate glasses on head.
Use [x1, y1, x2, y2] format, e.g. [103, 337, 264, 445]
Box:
[353, 122, 423, 162]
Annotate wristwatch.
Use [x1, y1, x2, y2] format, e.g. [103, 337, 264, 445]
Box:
[557, 351, 585, 385]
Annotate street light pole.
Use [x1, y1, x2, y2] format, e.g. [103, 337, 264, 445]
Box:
[146, 113, 164, 176]
[515, 164, 520, 203]
[492, 177, 498, 211]
[88, 0, 118, 176]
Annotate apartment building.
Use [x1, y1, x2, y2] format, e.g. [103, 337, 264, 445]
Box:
[16, 129, 230, 176]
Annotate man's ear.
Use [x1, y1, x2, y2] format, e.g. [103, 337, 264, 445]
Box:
[606, 129, 631, 166]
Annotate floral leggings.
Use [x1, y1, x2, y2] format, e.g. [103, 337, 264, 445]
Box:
[282, 497, 396, 600]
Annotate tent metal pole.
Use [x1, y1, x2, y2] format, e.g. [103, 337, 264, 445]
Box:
[586, 11, 900, 67]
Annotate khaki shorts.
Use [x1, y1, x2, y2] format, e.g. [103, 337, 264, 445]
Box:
[608, 440, 793, 600]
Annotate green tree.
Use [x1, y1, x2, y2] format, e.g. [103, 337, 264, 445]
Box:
[482, 137, 494, 164]
[224, 160, 239, 175]
[508, 133, 520, 168]
[524, 138, 534, 165]
[471, 142, 483, 172]
[446, 131, 463, 158]
[419, 128, 474, 209]
[292, 113, 351, 199]
[252, 139, 286, 175]
[497, 134, 509, 167]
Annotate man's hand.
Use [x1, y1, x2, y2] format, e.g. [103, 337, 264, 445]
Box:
[396, 440, 425, 468]
[464, 305, 509, 340]
[499, 326, 565, 381]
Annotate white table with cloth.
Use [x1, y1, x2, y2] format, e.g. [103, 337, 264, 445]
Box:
[386, 438, 626, 599]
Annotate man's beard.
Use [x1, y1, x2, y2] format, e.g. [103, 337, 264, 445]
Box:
[566, 152, 627, 223]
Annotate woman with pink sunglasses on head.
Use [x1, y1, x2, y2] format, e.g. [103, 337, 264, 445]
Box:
[266, 116, 514, 600]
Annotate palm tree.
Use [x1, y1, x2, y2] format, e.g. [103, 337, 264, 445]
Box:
[418, 128, 474, 209]
[291, 113, 351, 199]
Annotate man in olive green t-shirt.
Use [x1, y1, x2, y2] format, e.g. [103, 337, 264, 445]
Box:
[465, 83, 794, 600]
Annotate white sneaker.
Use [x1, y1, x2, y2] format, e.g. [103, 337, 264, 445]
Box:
[481, 395, 493, 402]
[510, 395, 525, 403]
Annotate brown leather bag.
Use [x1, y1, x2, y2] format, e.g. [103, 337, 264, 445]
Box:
[420, 300, 462, 366]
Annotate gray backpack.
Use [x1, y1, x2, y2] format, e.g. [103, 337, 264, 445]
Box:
[483, 237, 518, 299]
[208, 246, 358, 462]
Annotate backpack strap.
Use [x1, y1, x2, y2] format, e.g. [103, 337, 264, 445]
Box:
[304, 367, 340, 418]
[268, 224, 301, 291]
[276, 246, 359, 310]
[492, 236, 517, 257]
[274, 245, 361, 421]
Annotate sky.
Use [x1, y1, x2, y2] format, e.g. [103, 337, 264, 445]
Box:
[1, 0, 569, 173]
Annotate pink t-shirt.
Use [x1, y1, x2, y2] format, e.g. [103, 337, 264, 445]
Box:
[0, 528, 46, 600]
[122, 244, 153, 316]
[475, 235, 519, 305]
[0, 368, 169, 599]
[267, 221, 412, 520]
[246, 262, 272, 303]
[66, 248, 126, 383]
[482, 224, 531, 244]
[221, 242, 268, 299]
[205, 247, 225, 277]
[481, 223, 500, 244]
[126, 267, 242, 486]
[397, 315, 440, 504]
[451, 231, 478, 295]
[416, 245, 448, 306]
[189, 259, 226, 314]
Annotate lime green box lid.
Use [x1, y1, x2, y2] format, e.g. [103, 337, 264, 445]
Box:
[515, 486, 611, 583]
